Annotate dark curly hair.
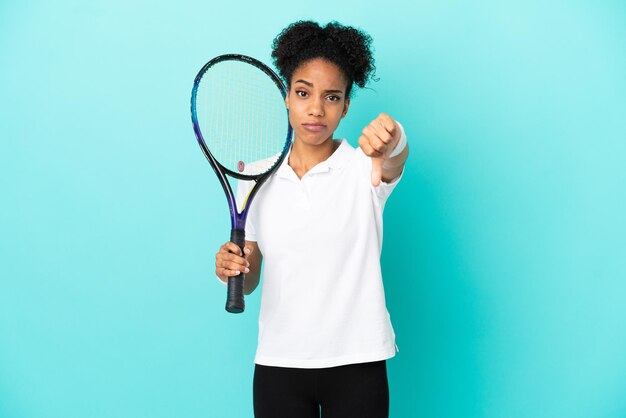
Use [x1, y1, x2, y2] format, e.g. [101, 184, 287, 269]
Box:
[271, 20, 376, 98]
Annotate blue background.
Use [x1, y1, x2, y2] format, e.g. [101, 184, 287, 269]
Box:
[1, 1, 625, 417]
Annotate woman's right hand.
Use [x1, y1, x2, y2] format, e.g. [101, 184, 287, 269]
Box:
[215, 241, 253, 283]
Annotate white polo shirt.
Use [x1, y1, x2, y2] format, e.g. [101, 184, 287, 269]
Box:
[221, 127, 405, 369]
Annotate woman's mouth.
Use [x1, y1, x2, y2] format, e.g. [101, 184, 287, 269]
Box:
[302, 123, 326, 133]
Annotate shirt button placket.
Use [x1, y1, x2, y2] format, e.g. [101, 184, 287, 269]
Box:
[299, 178, 311, 209]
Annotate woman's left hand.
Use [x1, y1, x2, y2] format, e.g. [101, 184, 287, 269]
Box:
[358, 113, 403, 186]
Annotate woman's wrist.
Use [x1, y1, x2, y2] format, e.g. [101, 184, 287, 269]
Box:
[388, 121, 407, 159]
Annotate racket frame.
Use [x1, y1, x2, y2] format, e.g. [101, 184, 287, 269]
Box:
[191, 54, 292, 312]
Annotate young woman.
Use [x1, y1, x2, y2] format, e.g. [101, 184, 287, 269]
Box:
[214, 20, 409, 418]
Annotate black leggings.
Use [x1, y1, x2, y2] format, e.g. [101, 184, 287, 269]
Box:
[253, 360, 389, 418]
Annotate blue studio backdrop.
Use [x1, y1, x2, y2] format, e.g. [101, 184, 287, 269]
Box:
[1, 1, 625, 417]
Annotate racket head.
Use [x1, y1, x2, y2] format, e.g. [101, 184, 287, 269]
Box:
[191, 54, 292, 182]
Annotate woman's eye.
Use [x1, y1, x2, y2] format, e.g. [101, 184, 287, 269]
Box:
[327, 95, 341, 102]
[296, 90, 308, 97]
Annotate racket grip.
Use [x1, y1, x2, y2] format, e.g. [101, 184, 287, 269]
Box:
[226, 228, 246, 313]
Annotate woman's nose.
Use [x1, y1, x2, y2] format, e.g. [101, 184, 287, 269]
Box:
[308, 97, 324, 117]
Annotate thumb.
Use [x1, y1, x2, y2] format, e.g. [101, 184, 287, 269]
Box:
[371, 157, 384, 187]
[244, 245, 254, 257]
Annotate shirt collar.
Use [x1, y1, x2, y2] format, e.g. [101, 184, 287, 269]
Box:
[276, 139, 351, 179]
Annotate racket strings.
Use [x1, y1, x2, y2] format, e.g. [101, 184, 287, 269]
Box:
[196, 60, 288, 176]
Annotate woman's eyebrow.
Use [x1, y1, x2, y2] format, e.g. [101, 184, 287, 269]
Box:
[294, 79, 313, 87]
[294, 79, 344, 94]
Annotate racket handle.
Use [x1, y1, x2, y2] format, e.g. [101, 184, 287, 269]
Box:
[226, 228, 246, 313]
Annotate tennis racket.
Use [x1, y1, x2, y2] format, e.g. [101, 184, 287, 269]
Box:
[191, 54, 292, 313]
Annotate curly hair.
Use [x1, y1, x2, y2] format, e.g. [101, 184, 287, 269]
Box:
[271, 20, 376, 97]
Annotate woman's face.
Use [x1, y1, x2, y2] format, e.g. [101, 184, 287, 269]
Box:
[285, 58, 350, 146]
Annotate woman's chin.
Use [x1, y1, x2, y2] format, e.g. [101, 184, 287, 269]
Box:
[295, 133, 333, 147]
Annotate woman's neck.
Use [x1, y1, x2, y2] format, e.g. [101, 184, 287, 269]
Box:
[288, 137, 340, 179]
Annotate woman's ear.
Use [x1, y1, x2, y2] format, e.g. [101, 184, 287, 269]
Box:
[342, 98, 351, 118]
